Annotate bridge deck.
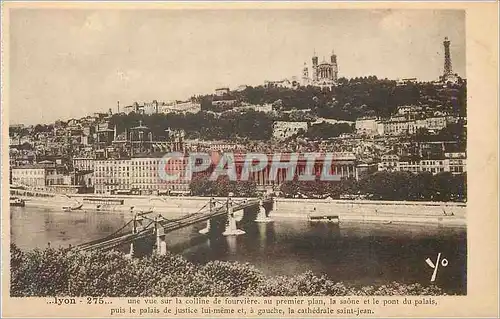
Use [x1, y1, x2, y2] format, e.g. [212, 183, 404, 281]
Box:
[75, 198, 271, 252]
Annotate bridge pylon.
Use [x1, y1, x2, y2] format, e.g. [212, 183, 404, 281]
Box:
[155, 216, 167, 256]
[255, 198, 274, 223]
[128, 214, 143, 257]
[199, 219, 211, 235]
[222, 197, 245, 236]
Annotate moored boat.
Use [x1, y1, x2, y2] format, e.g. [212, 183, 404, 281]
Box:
[62, 203, 83, 212]
[10, 197, 25, 207]
[308, 214, 340, 224]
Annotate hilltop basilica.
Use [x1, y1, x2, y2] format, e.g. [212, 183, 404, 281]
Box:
[264, 50, 339, 90]
[301, 50, 339, 89]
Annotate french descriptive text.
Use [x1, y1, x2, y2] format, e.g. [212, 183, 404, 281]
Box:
[45, 296, 438, 316]
[101, 296, 437, 316]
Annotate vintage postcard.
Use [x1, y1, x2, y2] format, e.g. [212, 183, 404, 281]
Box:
[1, 1, 498, 318]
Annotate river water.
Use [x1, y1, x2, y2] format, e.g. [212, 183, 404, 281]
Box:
[10, 206, 466, 294]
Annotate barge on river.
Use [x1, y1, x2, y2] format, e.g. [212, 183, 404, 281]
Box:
[308, 214, 340, 224]
[10, 197, 25, 207]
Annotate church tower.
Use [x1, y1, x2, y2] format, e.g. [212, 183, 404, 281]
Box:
[312, 50, 318, 81]
[302, 62, 310, 86]
[331, 50, 338, 82]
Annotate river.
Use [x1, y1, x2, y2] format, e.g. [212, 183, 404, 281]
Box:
[10, 206, 466, 294]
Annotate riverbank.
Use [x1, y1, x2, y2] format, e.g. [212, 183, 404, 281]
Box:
[272, 198, 465, 227]
[18, 194, 466, 227]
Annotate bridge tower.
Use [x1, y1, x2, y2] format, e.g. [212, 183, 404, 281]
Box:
[199, 198, 215, 235]
[222, 197, 246, 236]
[128, 213, 156, 258]
[129, 214, 144, 257]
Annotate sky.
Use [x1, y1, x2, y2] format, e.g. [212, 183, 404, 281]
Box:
[8, 9, 465, 125]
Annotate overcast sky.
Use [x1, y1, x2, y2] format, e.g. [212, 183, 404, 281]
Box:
[9, 9, 465, 125]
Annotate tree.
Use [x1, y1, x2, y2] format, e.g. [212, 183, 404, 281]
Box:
[415, 128, 430, 142]
[360, 171, 413, 200]
[230, 180, 258, 197]
[18, 142, 33, 151]
[189, 174, 257, 197]
[433, 172, 455, 202]
[200, 97, 214, 111]
[280, 181, 300, 198]
[437, 122, 466, 142]
[410, 172, 434, 200]
[189, 175, 216, 196]
[306, 123, 354, 140]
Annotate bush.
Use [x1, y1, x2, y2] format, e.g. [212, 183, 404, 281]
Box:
[197, 261, 264, 296]
[139, 253, 198, 297]
[10, 244, 446, 297]
[11, 245, 73, 296]
[67, 250, 137, 296]
[252, 272, 349, 296]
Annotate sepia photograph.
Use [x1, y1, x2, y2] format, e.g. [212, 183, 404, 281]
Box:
[1, 2, 498, 318]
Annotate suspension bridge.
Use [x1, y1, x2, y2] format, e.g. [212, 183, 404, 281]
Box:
[72, 197, 274, 256]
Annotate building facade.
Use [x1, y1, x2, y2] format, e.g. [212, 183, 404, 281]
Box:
[355, 117, 379, 136]
[93, 159, 132, 194]
[161, 101, 201, 114]
[11, 162, 64, 187]
[93, 155, 191, 195]
[73, 157, 95, 171]
[382, 119, 417, 136]
[11, 166, 48, 187]
[377, 155, 400, 172]
[377, 153, 466, 175]
[131, 156, 190, 194]
[215, 88, 230, 96]
[228, 152, 359, 189]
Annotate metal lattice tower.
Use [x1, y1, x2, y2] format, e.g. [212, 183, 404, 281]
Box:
[443, 37, 452, 76]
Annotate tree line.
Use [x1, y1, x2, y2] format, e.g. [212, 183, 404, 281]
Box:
[188, 170, 466, 202]
[107, 111, 359, 142]
[279, 171, 466, 202]
[189, 175, 258, 197]
[108, 111, 273, 141]
[194, 77, 467, 120]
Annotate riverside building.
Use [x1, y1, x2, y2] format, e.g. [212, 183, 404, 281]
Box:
[93, 154, 190, 195]
[377, 153, 466, 175]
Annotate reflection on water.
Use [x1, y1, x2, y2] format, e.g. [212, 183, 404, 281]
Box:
[10, 206, 466, 294]
[10, 207, 131, 250]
